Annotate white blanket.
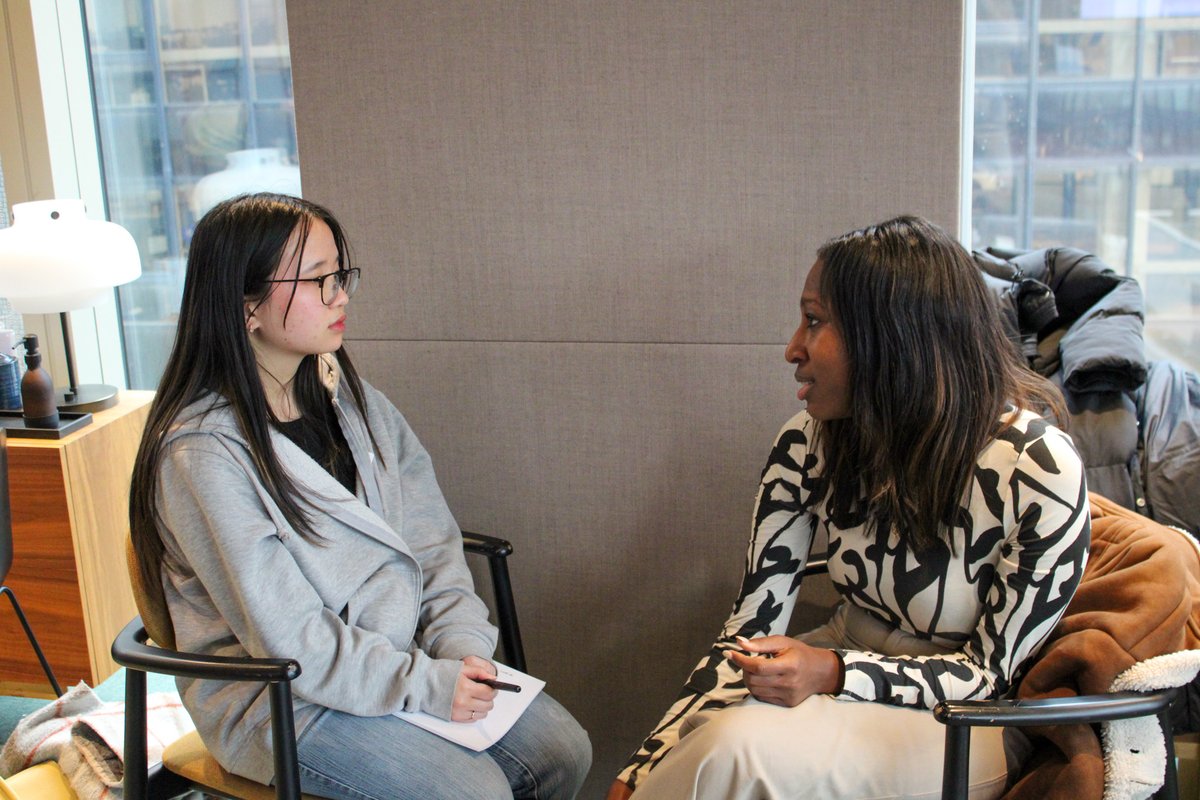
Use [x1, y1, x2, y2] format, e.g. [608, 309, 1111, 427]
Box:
[0, 681, 194, 800]
[1102, 650, 1200, 800]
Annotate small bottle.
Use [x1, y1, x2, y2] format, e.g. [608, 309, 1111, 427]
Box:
[0, 330, 19, 410]
[20, 334, 59, 428]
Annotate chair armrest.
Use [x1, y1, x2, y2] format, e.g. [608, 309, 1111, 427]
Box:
[934, 690, 1175, 728]
[459, 531, 525, 672]
[462, 530, 514, 559]
[803, 559, 828, 577]
[114, 617, 304, 800]
[112, 617, 301, 683]
[935, 690, 1180, 800]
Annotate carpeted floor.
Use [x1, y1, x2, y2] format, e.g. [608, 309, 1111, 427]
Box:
[0, 669, 178, 750]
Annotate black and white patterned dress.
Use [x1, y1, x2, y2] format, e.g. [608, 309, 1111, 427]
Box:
[618, 408, 1090, 789]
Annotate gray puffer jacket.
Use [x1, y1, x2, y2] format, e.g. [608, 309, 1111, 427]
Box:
[976, 246, 1200, 536]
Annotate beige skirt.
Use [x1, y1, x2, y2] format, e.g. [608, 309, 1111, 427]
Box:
[632, 602, 1030, 800]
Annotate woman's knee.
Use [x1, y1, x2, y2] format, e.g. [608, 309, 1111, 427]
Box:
[680, 706, 795, 772]
[495, 694, 591, 798]
[536, 702, 592, 797]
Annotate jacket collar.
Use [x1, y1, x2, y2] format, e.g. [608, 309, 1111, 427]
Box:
[167, 357, 410, 557]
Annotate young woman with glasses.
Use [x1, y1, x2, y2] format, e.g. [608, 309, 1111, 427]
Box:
[609, 216, 1089, 800]
[129, 193, 590, 799]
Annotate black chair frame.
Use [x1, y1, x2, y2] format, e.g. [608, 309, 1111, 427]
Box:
[800, 558, 1180, 800]
[113, 530, 525, 800]
[935, 690, 1178, 800]
[0, 586, 64, 697]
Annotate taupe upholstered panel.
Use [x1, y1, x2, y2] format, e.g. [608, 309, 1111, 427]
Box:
[349, 340, 838, 783]
[287, 2, 964, 795]
[289, 1, 962, 345]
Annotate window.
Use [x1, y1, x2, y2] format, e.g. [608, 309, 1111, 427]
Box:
[83, 0, 302, 388]
[971, 0, 1200, 370]
[0, 165, 24, 345]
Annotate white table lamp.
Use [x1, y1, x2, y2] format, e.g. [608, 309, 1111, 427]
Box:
[0, 199, 142, 412]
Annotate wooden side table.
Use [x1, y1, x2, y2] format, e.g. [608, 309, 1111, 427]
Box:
[0, 391, 153, 698]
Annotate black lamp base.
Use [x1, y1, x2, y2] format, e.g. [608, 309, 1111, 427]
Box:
[56, 384, 119, 413]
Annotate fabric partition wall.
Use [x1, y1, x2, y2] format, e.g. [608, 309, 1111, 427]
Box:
[286, 2, 964, 794]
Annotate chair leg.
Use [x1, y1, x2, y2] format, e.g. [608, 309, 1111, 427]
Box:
[269, 680, 302, 800]
[487, 554, 526, 672]
[123, 667, 148, 800]
[0, 585, 63, 696]
[942, 725, 971, 800]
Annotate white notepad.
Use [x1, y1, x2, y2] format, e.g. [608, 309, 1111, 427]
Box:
[393, 663, 545, 751]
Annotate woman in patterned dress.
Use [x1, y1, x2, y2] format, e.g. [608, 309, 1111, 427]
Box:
[608, 216, 1090, 800]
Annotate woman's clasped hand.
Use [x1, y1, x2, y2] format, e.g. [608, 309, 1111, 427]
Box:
[724, 635, 842, 708]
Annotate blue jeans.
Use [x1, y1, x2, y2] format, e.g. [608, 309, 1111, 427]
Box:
[293, 692, 591, 800]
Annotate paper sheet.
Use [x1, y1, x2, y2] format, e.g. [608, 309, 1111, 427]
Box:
[393, 664, 545, 751]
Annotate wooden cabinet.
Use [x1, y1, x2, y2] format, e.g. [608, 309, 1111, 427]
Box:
[0, 392, 153, 697]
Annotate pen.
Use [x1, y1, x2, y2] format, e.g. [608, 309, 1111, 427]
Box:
[475, 677, 522, 693]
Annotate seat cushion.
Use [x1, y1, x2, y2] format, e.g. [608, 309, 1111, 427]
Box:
[0, 762, 77, 800]
[164, 730, 322, 800]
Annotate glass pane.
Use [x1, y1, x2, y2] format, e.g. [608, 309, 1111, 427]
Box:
[1144, 25, 1200, 77]
[1036, 86, 1134, 156]
[1038, 29, 1137, 78]
[978, 38, 1032, 78]
[1040, 1, 1139, 22]
[254, 57, 293, 100]
[972, 165, 1025, 250]
[83, 0, 302, 389]
[1135, 167, 1200, 365]
[0, 160, 26, 346]
[1142, 84, 1200, 155]
[166, 104, 247, 175]
[249, 0, 290, 46]
[1030, 166, 1130, 260]
[971, 3, 1200, 372]
[979, 0, 1030, 22]
[974, 87, 1029, 159]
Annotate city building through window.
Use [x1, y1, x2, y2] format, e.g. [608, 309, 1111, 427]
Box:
[972, 0, 1200, 369]
[84, 0, 301, 388]
[76, 1, 1199, 386]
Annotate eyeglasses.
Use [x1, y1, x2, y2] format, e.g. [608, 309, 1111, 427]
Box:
[264, 267, 361, 305]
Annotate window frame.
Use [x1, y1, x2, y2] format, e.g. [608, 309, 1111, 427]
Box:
[0, 0, 128, 391]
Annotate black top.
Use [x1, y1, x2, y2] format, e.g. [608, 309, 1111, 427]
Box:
[275, 406, 356, 493]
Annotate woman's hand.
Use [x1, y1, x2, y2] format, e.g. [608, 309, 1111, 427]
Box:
[451, 655, 498, 722]
[725, 635, 840, 707]
[605, 779, 634, 800]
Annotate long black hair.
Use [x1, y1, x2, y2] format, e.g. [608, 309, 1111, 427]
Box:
[129, 193, 374, 597]
[813, 215, 1065, 552]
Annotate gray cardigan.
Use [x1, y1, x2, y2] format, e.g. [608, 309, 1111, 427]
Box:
[155, 358, 497, 783]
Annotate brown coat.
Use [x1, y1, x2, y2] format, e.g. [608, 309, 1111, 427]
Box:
[1003, 493, 1200, 799]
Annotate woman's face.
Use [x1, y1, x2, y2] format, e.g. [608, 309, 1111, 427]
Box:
[246, 218, 349, 377]
[785, 260, 851, 421]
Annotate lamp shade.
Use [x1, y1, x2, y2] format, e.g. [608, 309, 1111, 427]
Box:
[0, 199, 142, 314]
[191, 148, 302, 220]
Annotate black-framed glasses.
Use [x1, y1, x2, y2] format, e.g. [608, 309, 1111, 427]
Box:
[264, 267, 361, 305]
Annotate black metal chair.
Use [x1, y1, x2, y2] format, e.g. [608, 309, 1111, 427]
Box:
[934, 689, 1178, 800]
[112, 530, 525, 800]
[799, 558, 1180, 800]
[0, 429, 63, 697]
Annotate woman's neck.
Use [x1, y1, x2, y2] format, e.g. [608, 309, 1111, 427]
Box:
[257, 360, 301, 422]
